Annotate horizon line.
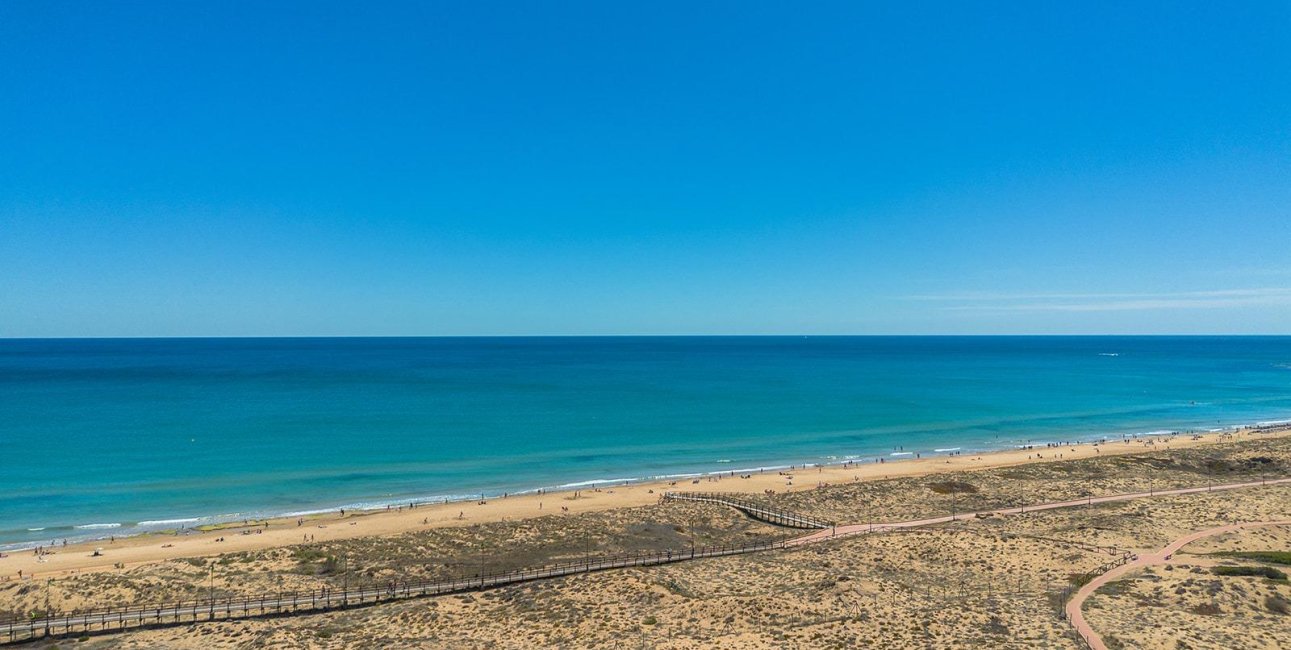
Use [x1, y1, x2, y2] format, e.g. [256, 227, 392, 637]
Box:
[5, 333, 1291, 340]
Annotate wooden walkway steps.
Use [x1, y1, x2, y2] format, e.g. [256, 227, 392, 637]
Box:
[663, 491, 836, 529]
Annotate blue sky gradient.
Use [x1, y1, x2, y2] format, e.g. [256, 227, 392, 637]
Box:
[2, 1, 1289, 336]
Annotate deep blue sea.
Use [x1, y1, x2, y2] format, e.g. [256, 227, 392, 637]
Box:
[2, 336, 1290, 548]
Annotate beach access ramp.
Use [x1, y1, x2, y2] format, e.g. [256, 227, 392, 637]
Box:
[663, 491, 835, 529]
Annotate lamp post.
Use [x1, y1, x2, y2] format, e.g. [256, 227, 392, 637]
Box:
[208, 562, 215, 619]
[689, 518, 696, 558]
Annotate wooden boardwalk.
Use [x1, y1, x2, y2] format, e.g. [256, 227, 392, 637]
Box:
[1, 540, 788, 644]
[662, 491, 836, 529]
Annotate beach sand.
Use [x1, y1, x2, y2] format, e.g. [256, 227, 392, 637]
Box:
[4, 425, 1287, 581]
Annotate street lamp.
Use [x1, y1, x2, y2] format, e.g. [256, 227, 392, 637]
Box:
[208, 562, 215, 618]
[688, 518, 696, 558]
[950, 484, 957, 522]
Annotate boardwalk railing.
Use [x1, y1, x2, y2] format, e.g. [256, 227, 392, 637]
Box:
[0, 536, 793, 645]
[663, 491, 836, 529]
[1057, 551, 1135, 649]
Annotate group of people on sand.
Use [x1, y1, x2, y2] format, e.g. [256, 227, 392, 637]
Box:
[30, 540, 68, 557]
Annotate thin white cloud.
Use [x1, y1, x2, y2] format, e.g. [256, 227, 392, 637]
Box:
[910, 288, 1291, 313]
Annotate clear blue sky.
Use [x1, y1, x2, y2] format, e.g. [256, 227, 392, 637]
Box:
[2, 1, 1288, 336]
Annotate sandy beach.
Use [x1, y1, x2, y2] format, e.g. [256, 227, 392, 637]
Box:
[5, 424, 1287, 582]
[4, 421, 1289, 648]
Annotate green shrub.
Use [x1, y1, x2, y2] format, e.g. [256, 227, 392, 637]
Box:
[1266, 595, 1290, 615]
[1190, 603, 1221, 616]
[928, 480, 978, 495]
[1210, 551, 1291, 566]
[1068, 573, 1093, 588]
[1212, 565, 1287, 580]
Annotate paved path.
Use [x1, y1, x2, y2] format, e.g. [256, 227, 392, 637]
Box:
[790, 477, 1291, 545]
[1064, 520, 1291, 650]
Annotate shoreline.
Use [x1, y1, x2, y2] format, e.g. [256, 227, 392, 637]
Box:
[8, 415, 1290, 553]
[3, 422, 1289, 581]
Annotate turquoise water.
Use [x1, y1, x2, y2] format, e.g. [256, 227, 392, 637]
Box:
[2, 336, 1290, 548]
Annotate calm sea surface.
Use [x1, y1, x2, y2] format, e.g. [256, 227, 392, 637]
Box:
[2, 336, 1290, 548]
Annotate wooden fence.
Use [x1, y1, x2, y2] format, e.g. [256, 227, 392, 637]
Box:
[1057, 551, 1135, 649]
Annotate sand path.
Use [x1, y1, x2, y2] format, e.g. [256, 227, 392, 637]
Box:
[1063, 520, 1291, 650]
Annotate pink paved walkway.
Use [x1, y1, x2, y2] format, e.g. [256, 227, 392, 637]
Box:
[787, 477, 1291, 546]
[1064, 520, 1291, 650]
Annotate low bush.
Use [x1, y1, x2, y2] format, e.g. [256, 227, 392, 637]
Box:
[1265, 595, 1290, 615]
[927, 480, 978, 495]
[1210, 551, 1291, 566]
[1212, 565, 1287, 580]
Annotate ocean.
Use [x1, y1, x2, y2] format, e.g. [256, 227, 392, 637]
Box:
[2, 336, 1289, 549]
